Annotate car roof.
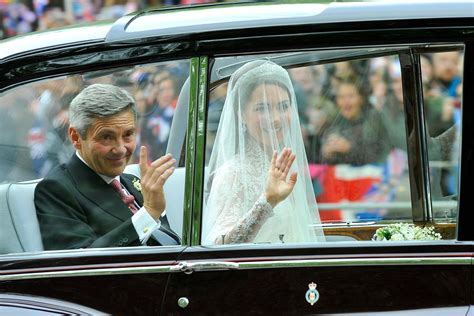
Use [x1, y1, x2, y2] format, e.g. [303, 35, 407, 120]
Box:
[106, 0, 474, 42]
[1, 0, 473, 60]
[0, 22, 112, 60]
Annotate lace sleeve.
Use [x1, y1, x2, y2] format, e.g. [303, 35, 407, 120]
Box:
[203, 164, 274, 245]
[224, 194, 274, 244]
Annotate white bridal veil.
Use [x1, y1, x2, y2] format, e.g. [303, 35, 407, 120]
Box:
[203, 60, 324, 245]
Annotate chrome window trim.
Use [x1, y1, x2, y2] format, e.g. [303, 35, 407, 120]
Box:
[0, 265, 174, 281]
[237, 256, 470, 269]
[0, 256, 470, 282]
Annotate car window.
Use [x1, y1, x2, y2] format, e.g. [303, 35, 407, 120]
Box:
[0, 59, 190, 255]
[423, 50, 462, 223]
[203, 49, 460, 245]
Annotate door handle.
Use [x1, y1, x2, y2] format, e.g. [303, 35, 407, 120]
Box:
[170, 261, 239, 274]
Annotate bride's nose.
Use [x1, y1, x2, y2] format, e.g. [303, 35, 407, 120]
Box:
[269, 105, 282, 123]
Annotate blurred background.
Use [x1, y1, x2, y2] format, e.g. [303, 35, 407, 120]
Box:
[0, 0, 461, 224]
[0, 0, 360, 40]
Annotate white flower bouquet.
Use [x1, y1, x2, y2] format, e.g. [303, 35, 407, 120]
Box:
[373, 223, 442, 241]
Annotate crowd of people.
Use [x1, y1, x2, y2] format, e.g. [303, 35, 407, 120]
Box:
[0, 0, 246, 39]
[285, 52, 462, 221]
[288, 53, 461, 165]
[0, 60, 188, 181]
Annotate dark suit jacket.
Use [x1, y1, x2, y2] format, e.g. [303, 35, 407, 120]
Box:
[34, 154, 179, 250]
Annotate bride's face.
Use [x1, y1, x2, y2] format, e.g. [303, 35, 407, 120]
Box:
[243, 83, 292, 148]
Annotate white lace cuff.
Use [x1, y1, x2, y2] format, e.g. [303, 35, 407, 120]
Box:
[225, 194, 274, 244]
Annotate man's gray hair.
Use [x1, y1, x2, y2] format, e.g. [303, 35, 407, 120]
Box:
[69, 84, 137, 138]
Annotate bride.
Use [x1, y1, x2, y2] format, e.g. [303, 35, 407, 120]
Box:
[202, 60, 325, 245]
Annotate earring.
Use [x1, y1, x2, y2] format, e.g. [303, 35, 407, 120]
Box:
[242, 124, 247, 132]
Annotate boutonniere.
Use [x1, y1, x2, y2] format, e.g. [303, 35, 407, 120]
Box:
[132, 178, 142, 192]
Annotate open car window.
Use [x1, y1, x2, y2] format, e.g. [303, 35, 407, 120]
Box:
[0, 59, 190, 255]
[203, 47, 462, 245]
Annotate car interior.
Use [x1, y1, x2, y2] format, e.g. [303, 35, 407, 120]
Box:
[0, 45, 462, 255]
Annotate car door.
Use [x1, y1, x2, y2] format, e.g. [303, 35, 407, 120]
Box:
[0, 30, 196, 314]
[162, 42, 473, 314]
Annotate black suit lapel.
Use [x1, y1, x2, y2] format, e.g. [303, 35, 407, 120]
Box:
[66, 155, 132, 222]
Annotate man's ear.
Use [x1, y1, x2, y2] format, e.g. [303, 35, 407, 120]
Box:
[69, 127, 82, 150]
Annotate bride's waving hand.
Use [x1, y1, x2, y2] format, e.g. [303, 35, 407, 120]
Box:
[265, 148, 297, 208]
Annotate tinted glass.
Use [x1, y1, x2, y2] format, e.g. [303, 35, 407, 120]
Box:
[0, 59, 190, 255]
[203, 49, 457, 245]
[422, 50, 462, 225]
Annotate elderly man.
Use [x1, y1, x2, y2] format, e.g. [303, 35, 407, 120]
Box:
[34, 84, 180, 250]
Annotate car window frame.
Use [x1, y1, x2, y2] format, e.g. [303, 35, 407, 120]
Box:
[0, 50, 198, 261]
[194, 43, 466, 247]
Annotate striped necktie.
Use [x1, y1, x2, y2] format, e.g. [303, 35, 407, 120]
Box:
[110, 179, 139, 213]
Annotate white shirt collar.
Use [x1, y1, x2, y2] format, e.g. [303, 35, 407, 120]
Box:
[75, 151, 119, 185]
